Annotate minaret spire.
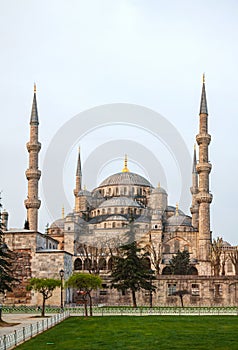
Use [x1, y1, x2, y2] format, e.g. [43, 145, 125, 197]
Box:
[190, 144, 199, 228]
[74, 146, 82, 212]
[196, 75, 213, 262]
[24, 84, 41, 231]
[200, 73, 208, 115]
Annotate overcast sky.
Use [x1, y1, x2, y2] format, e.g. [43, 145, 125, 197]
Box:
[0, 0, 238, 244]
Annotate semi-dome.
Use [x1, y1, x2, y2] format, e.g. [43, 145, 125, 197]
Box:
[106, 215, 128, 221]
[98, 172, 152, 187]
[99, 196, 141, 208]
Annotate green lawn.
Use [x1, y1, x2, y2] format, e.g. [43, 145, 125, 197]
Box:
[16, 316, 238, 350]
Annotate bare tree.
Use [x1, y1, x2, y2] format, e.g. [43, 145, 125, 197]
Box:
[140, 231, 162, 275]
[210, 237, 223, 276]
[229, 249, 238, 275]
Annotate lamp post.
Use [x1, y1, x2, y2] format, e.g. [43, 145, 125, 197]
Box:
[59, 269, 64, 310]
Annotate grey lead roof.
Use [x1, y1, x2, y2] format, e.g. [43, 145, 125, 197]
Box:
[200, 82, 208, 115]
[30, 92, 39, 125]
[99, 172, 152, 187]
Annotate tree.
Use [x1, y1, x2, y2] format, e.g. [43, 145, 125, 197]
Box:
[66, 273, 102, 316]
[26, 278, 61, 317]
[169, 250, 193, 275]
[171, 290, 190, 308]
[210, 237, 223, 276]
[141, 232, 162, 275]
[110, 241, 156, 308]
[229, 249, 238, 275]
[0, 204, 17, 321]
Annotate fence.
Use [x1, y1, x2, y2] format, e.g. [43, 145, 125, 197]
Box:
[0, 311, 70, 350]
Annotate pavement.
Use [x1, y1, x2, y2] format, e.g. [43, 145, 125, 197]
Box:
[0, 313, 54, 337]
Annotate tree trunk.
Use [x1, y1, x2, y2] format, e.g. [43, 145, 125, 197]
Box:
[149, 290, 153, 308]
[131, 290, 137, 308]
[42, 296, 46, 317]
[180, 295, 184, 308]
[88, 293, 93, 316]
[84, 299, 88, 317]
[0, 307, 2, 322]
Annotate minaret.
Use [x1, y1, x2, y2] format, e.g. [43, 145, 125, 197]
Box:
[196, 74, 213, 261]
[24, 84, 41, 231]
[74, 147, 82, 212]
[190, 144, 199, 229]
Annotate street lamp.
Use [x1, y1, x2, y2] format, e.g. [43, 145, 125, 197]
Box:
[59, 269, 64, 310]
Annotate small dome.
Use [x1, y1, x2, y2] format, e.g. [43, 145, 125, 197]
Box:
[166, 214, 191, 227]
[50, 218, 65, 229]
[99, 172, 152, 187]
[78, 189, 91, 196]
[99, 197, 140, 208]
[106, 215, 128, 221]
[135, 215, 151, 223]
[151, 187, 167, 195]
[222, 241, 231, 247]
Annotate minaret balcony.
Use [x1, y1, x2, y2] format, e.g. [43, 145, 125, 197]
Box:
[24, 198, 41, 209]
[25, 169, 41, 180]
[196, 162, 212, 174]
[196, 192, 213, 204]
[196, 133, 211, 145]
[26, 142, 41, 152]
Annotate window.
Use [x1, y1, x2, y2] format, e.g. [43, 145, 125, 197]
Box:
[191, 284, 200, 296]
[214, 284, 222, 297]
[227, 262, 233, 273]
[112, 222, 116, 228]
[74, 258, 82, 270]
[164, 245, 170, 254]
[167, 283, 176, 296]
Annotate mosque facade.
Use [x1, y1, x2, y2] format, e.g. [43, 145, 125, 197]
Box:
[2, 80, 238, 307]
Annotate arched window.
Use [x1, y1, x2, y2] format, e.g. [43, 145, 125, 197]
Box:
[102, 209, 105, 215]
[164, 244, 170, 254]
[124, 187, 127, 195]
[108, 257, 114, 270]
[107, 208, 111, 214]
[84, 258, 92, 270]
[74, 258, 82, 270]
[174, 240, 180, 252]
[104, 223, 107, 228]
[99, 258, 107, 270]
[162, 266, 172, 275]
[112, 222, 116, 228]
[114, 208, 118, 214]
[188, 266, 198, 275]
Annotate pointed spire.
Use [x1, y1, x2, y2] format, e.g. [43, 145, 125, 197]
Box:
[192, 144, 197, 173]
[76, 146, 82, 177]
[122, 154, 130, 173]
[30, 83, 39, 125]
[200, 73, 208, 115]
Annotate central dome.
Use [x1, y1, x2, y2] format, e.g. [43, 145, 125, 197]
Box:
[98, 172, 152, 187]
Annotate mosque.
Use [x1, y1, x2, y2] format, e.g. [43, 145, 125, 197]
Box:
[2, 78, 238, 307]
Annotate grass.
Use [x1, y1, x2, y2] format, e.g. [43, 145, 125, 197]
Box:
[15, 316, 238, 350]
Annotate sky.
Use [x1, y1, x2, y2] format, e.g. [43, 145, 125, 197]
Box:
[0, 0, 238, 244]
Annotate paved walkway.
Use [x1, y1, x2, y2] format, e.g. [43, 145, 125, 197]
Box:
[0, 314, 54, 337]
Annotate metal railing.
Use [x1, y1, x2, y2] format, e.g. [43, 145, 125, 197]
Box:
[0, 311, 70, 350]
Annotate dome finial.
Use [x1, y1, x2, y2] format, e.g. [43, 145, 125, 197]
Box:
[122, 154, 130, 172]
[176, 203, 179, 216]
[202, 73, 205, 84]
[34, 82, 36, 93]
[158, 182, 160, 188]
[62, 205, 65, 219]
